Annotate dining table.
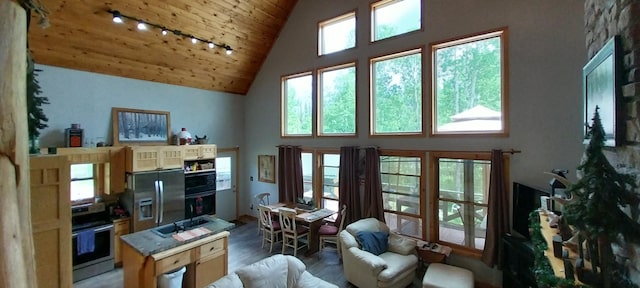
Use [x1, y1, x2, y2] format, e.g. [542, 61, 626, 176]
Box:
[264, 203, 337, 255]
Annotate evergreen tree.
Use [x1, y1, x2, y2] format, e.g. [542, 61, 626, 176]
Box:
[563, 106, 640, 288]
[27, 54, 49, 139]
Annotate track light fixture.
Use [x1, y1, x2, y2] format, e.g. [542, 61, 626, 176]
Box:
[107, 9, 233, 56]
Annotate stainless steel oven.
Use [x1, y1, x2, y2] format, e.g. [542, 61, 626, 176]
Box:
[71, 204, 115, 282]
[185, 170, 216, 217]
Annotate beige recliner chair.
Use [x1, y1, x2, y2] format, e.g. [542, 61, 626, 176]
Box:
[339, 218, 418, 288]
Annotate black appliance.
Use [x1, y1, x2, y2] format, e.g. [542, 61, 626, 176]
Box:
[71, 203, 114, 282]
[184, 170, 216, 218]
[512, 182, 549, 240]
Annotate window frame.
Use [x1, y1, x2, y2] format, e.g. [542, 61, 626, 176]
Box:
[281, 71, 315, 137]
[318, 11, 357, 56]
[317, 62, 358, 137]
[430, 28, 509, 136]
[370, 0, 422, 43]
[70, 163, 96, 205]
[369, 48, 425, 136]
[317, 150, 340, 213]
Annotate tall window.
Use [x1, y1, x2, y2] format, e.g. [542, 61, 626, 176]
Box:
[70, 163, 95, 205]
[380, 152, 424, 239]
[431, 29, 508, 135]
[320, 153, 340, 212]
[319, 12, 356, 55]
[301, 151, 314, 201]
[431, 152, 490, 254]
[318, 63, 356, 136]
[371, 49, 423, 135]
[282, 72, 313, 136]
[371, 0, 421, 42]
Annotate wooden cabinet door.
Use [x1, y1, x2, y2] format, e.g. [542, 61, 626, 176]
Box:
[159, 146, 184, 169]
[194, 252, 226, 288]
[30, 156, 72, 288]
[114, 218, 130, 265]
[126, 146, 161, 172]
[200, 145, 217, 159]
[183, 146, 201, 160]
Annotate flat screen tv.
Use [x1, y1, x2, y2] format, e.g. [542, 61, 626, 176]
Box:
[512, 182, 550, 240]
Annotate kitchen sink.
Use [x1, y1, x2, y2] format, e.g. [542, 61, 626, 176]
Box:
[151, 217, 214, 238]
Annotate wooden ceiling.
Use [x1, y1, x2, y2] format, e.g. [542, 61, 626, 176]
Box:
[27, 0, 298, 95]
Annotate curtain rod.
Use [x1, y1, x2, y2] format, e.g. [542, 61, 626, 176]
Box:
[276, 145, 521, 155]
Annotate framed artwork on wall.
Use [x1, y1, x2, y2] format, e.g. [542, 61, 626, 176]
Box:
[583, 35, 623, 147]
[258, 154, 276, 183]
[112, 107, 171, 146]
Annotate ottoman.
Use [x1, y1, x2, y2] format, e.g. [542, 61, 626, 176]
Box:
[422, 263, 474, 288]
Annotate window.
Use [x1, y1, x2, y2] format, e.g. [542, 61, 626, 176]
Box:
[282, 72, 313, 136]
[431, 152, 491, 254]
[320, 153, 340, 212]
[70, 163, 95, 204]
[318, 63, 356, 136]
[371, 0, 421, 42]
[380, 152, 424, 239]
[370, 49, 423, 135]
[431, 29, 508, 135]
[301, 151, 314, 201]
[319, 12, 356, 55]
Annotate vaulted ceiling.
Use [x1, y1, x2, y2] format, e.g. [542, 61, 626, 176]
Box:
[27, 0, 298, 95]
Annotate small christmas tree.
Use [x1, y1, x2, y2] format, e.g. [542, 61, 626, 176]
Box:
[563, 106, 640, 288]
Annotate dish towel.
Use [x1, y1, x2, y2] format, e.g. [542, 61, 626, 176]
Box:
[77, 229, 95, 255]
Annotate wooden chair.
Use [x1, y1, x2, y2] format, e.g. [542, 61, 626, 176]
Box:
[255, 192, 271, 233]
[318, 205, 347, 258]
[258, 204, 282, 253]
[279, 207, 309, 256]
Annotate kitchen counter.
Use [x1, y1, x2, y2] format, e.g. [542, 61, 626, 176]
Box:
[120, 216, 234, 256]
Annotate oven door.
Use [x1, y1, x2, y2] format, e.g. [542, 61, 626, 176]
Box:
[185, 171, 216, 195]
[72, 224, 114, 270]
[185, 191, 216, 217]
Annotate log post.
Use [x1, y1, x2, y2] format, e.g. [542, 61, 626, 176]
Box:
[0, 1, 37, 287]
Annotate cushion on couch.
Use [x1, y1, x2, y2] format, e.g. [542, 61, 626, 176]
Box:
[387, 233, 417, 255]
[235, 254, 288, 287]
[357, 231, 389, 255]
[345, 218, 389, 237]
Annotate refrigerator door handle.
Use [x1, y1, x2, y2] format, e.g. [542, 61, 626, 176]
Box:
[154, 180, 161, 224]
[158, 180, 164, 223]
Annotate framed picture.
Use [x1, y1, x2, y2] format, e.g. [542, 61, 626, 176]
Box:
[583, 35, 623, 147]
[258, 155, 276, 183]
[112, 107, 171, 146]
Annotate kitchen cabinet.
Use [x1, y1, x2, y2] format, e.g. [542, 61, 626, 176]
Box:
[30, 155, 72, 288]
[54, 147, 126, 194]
[183, 144, 217, 160]
[125, 146, 184, 172]
[114, 218, 130, 265]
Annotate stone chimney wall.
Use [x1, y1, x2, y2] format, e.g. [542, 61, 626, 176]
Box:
[584, 0, 640, 284]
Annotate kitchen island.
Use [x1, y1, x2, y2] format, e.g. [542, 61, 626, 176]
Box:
[121, 217, 235, 288]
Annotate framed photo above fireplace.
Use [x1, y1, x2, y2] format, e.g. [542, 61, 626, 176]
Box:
[582, 35, 623, 147]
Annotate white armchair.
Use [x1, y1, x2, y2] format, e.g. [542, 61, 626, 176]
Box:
[339, 218, 418, 288]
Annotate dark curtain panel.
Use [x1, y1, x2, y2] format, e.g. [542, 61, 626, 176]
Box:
[363, 148, 384, 221]
[277, 146, 303, 204]
[338, 146, 361, 225]
[481, 149, 510, 268]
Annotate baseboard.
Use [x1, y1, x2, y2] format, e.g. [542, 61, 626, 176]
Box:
[238, 214, 256, 223]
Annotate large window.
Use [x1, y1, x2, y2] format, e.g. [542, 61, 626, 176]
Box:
[70, 163, 95, 205]
[320, 153, 340, 212]
[301, 151, 314, 201]
[371, 49, 423, 135]
[371, 0, 421, 42]
[381, 152, 424, 239]
[319, 12, 356, 55]
[282, 73, 313, 136]
[431, 152, 490, 255]
[431, 29, 508, 135]
[318, 63, 356, 136]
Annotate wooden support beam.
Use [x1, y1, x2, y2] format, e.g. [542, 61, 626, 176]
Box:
[0, 1, 37, 287]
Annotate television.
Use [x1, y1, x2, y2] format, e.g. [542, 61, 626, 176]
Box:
[512, 182, 550, 240]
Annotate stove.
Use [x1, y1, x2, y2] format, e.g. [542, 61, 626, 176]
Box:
[71, 203, 115, 282]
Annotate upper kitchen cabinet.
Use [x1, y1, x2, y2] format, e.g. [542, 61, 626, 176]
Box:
[183, 144, 217, 160]
[125, 146, 184, 172]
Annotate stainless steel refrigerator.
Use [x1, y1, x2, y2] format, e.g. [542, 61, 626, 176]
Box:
[121, 169, 185, 232]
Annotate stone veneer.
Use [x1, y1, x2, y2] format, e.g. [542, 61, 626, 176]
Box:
[584, 0, 640, 284]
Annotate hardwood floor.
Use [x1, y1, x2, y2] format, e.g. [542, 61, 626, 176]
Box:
[74, 219, 423, 287]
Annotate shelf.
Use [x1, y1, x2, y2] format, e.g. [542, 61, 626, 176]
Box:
[538, 211, 587, 285]
[184, 168, 216, 174]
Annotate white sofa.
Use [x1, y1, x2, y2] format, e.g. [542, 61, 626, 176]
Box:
[209, 254, 338, 288]
[339, 218, 418, 288]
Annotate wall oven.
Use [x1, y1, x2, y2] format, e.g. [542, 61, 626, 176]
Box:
[185, 170, 216, 217]
[71, 203, 115, 282]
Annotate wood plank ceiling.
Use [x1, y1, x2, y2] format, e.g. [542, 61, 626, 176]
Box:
[27, 0, 298, 95]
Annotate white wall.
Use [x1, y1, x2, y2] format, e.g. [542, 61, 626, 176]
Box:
[242, 0, 586, 285]
[36, 65, 245, 149]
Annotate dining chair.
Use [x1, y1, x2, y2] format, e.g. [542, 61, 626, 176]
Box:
[279, 207, 309, 256]
[258, 204, 282, 253]
[255, 192, 271, 233]
[318, 205, 347, 258]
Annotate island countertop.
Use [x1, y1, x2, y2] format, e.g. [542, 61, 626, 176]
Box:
[120, 216, 235, 256]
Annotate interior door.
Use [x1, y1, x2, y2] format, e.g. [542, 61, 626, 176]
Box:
[215, 150, 237, 221]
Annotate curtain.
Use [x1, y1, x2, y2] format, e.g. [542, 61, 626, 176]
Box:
[277, 146, 303, 204]
[363, 148, 384, 221]
[481, 149, 510, 268]
[338, 146, 361, 225]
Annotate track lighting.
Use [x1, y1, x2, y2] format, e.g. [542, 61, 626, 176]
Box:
[107, 9, 233, 56]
